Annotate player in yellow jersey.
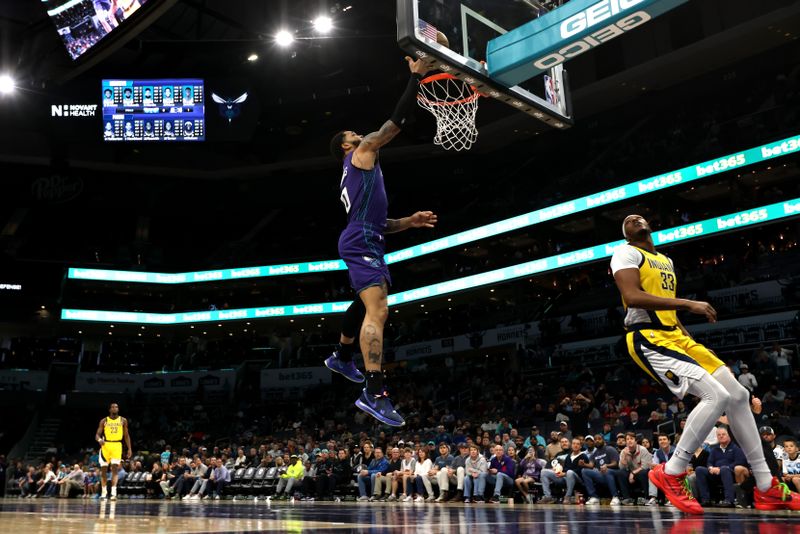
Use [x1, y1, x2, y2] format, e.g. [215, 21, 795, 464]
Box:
[611, 214, 798, 514]
[95, 403, 132, 501]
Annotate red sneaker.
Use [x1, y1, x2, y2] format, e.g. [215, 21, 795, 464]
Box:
[648, 463, 704, 515]
[754, 477, 800, 511]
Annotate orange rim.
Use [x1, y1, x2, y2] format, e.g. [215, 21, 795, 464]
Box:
[419, 73, 481, 106]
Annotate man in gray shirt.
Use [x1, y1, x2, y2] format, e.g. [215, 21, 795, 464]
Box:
[57, 464, 84, 498]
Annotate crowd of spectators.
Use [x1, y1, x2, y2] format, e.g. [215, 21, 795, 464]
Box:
[3, 334, 798, 508]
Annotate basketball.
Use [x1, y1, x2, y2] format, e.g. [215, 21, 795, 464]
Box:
[436, 31, 449, 48]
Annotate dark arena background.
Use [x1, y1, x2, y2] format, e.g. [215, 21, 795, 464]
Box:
[1, 0, 800, 532]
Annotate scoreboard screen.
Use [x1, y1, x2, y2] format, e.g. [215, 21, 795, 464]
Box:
[101, 79, 205, 142]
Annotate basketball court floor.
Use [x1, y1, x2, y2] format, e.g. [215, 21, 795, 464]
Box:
[1, 499, 798, 533]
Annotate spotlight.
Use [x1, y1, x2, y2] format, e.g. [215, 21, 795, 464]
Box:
[275, 30, 294, 46]
[247, 53, 259, 62]
[0, 74, 14, 95]
[313, 16, 333, 33]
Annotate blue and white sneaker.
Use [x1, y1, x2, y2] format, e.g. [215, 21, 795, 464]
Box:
[355, 388, 405, 427]
[324, 351, 365, 383]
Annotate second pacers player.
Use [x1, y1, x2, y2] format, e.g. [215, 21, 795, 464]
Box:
[95, 403, 132, 500]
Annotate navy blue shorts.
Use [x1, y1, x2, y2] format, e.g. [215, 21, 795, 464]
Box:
[338, 224, 392, 294]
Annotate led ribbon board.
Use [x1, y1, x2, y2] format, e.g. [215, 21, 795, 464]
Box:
[66, 134, 800, 285]
[61, 198, 800, 324]
[486, 0, 689, 86]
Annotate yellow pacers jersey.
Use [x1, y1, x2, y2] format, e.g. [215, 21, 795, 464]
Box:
[104, 417, 123, 442]
[617, 245, 678, 328]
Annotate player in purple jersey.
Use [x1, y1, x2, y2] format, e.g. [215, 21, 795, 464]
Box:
[325, 56, 437, 427]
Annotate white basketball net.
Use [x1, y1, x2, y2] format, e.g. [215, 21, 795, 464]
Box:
[417, 74, 480, 151]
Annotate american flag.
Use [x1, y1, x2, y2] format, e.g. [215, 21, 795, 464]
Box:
[418, 20, 440, 42]
[544, 74, 560, 106]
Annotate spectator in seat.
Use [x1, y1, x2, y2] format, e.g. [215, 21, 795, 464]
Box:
[516, 447, 546, 504]
[545, 432, 563, 462]
[737, 426, 786, 508]
[350, 444, 363, 470]
[614, 432, 655, 505]
[410, 448, 433, 502]
[479, 436, 493, 460]
[360, 442, 375, 467]
[763, 384, 787, 407]
[179, 457, 208, 500]
[648, 434, 675, 505]
[548, 436, 570, 465]
[185, 458, 213, 500]
[356, 447, 388, 502]
[486, 444, 516, 504]
[35, 463, 58, 498]
[582, 434, 621, 506]
[463, 444, 488, 504]
[695, 426, 748, 507]
[540, 437, 587, 504]
[233, 448, 248, 469]
[57, 464, 84, 499]
[160, 445, 172, 469]
[19, 466, 36, 498]
[523, 426, 547, 452]
[440, 442, 468, 502]
[358, 447, 389, 501]
[429, 443, 454, 502]
[738, 364, 758, 392]
[770, 342, 793, 383]
[160, 457, 189, 499]
[329, 449, 351, 499]
[615, 433, 627, 452]
[782, 438, 800, 492]
[373, 447, 401, 501]
[302, 449, 333, 501]
[144, 462, 164, 498]
[207, 457, 231, 500]
[760, 426, 785, 470]
[275, 455, 305, 500]
[558, 421, 572, 441]
[398, 447, 417, 502]
[434, 425, 451, 445]
[83, 468, 99, 499]
[626, 412, 644, 433]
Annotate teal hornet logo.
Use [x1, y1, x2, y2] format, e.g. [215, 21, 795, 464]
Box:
[211, 92, 248, 123]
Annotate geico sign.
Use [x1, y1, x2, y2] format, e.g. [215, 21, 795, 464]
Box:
[533, 11, 651, 71]
[561, 0, 647, 38]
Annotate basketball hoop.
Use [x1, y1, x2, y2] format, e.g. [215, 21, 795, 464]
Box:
[417, 73, 481, 151]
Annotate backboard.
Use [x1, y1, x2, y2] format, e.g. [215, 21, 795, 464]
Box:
[397, 0, 573, 129]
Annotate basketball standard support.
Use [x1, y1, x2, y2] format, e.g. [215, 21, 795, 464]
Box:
[486, 0, 690, 87]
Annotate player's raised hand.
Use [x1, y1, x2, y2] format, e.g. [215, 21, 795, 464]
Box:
[405, 56, 429, 77]
[409, 211, 437, 228]
[686, 300, 717, 323]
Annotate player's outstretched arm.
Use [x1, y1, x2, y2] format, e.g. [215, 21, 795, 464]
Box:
[385, 211, 438, 234]
[354, 57, 428, 168]
[613, 268, 717, 322]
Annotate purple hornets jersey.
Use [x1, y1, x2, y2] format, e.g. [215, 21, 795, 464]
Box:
[337, 151, 392, 293]
[339, 152, 388, 229]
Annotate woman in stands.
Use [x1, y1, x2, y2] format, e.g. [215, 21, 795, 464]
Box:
[411, 449, 433, 502]
[145, 462, 164, 498]
[516, 448, 546, 504]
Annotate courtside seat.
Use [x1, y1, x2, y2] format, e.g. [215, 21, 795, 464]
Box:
[247, 467, 268, 497]
[262, 467, 279, 495]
